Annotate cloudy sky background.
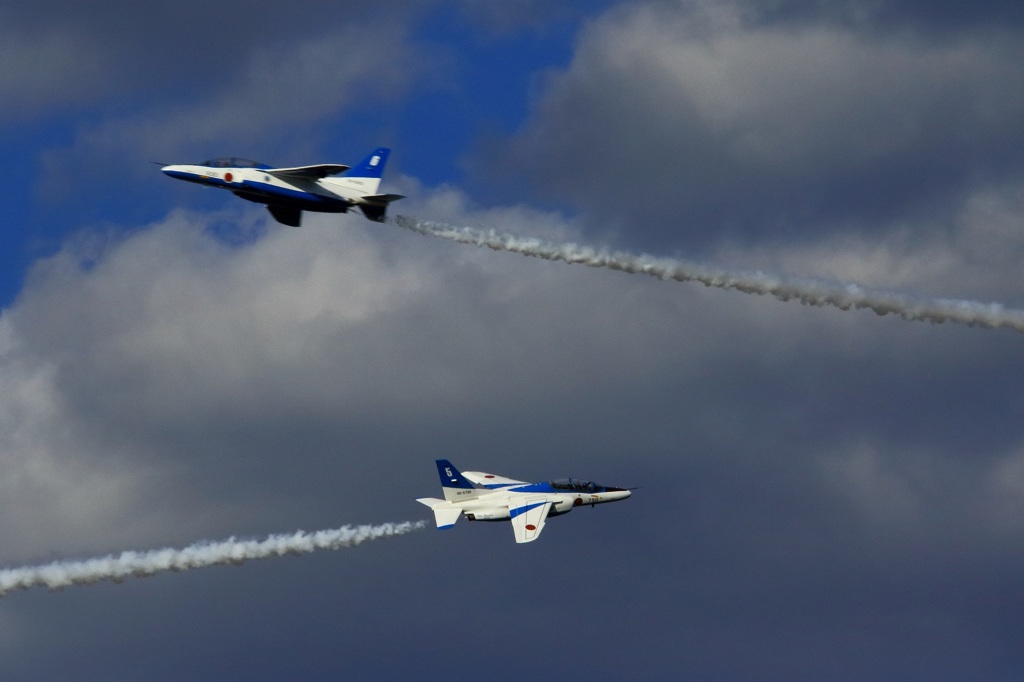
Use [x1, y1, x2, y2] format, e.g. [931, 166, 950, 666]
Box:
[2, 1, 1024, 679]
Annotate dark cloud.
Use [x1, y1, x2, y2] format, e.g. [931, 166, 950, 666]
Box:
[482, 1, 1024, 252]
[0, 2, 425, 117]
[635, 0, 1024, 35]
[2, 176, 1024, 677]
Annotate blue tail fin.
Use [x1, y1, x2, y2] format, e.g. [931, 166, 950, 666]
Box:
[436, 459, 477, 501]
[346, 147, 391, 179]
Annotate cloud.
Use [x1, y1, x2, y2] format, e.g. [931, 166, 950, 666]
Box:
[0, 190, 709, 557]
[713, 178, 1024, 304]
[142, 29, 417, 152]
[0, 208, 429, 560]
[0, 315, 157, 561]
[0, 181, 1018, 677]
[488, 0, 1024, 248]
[0, 3, 424, 120]
[0, 22, 107, 118]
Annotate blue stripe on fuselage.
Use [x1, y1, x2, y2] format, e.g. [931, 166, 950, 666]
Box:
[510, 482, 610, 494]
[508, 483, 560, 494]
[235, 179, 350, 210]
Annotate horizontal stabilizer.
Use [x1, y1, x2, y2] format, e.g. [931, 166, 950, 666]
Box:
[360, 193, 405, 205]
[431, 507, 462, 529]
[357, 195, 404, 224]
[416, 498, 462, 529]
[266, 164, 350, 180]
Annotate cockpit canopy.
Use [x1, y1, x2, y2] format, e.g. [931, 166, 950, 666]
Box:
[200, 157, 271, 169]
[549, 478, 601, 493]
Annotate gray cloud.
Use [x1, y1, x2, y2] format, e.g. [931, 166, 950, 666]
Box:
[486, 1, 1024, 250]
[0, 3, 423, 119]
[0, 176, 1022, 676]
[0, 21, 107, 118]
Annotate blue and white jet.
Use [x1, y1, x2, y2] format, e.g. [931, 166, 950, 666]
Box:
[161, 147, 402, 226]
[417, 459, 632, 543]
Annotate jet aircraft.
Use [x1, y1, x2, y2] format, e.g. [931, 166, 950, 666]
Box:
[416, 459, 632, 543]
[161, 147, 402, 226]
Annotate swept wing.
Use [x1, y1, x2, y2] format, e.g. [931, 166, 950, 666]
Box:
[509, 498, 553, 543]
[462, 471, 528, 488]
[265, 164, 350, 180]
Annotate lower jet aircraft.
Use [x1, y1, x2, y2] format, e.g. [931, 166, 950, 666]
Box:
[161, 147, 403, 226]
[416, 459, 632, 543]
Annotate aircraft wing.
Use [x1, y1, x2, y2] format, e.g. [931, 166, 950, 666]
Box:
[509, 498, 553, 544]
[265, 164, 350, 180]
[463, 471, 527, 488]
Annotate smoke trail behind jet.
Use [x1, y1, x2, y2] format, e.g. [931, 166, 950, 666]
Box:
[392, 215, 1024, 334]
[0, 521, 426, 597]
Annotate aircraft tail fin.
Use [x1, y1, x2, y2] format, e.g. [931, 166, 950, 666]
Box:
[435, 459, 480, 501]
[320, 147, 401, 221]
[333, 147, 391, 195]
[347, 147, 390, 179]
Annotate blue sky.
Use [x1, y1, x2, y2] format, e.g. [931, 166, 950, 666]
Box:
[2, 2, 1024, 680]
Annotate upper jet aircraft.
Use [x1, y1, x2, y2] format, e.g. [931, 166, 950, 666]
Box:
[161, 147, 403, 226]
[416, 459, 632, 543]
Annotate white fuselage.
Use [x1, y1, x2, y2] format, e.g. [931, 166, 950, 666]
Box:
[452, 488, 630, 521]
[161, 165, 369, 211]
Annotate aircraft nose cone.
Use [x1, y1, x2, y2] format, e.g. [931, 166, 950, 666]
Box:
[161, 165, 191, 181]
[600, 487, 632, 501]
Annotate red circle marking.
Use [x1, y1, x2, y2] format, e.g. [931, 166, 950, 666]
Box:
[525, 524, 537, 531]
[485, 475, 495, 478]
[224, 172, 233, 182]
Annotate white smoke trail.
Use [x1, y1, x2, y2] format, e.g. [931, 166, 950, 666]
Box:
[0, 521, 426, 597]
[392, 215, 1024, 334]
